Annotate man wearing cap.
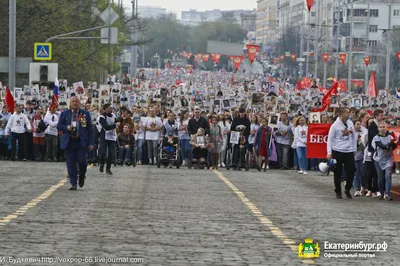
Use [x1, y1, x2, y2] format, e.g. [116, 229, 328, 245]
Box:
[58, 96, 94, 190]
[276, 112, 292, 170]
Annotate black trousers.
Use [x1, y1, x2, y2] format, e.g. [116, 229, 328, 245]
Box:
[193, 147, 207, 160]
[24, 132, 34, 160]
[233, 146, 245, 166]
[365, 161, 378, 193]
[332, 150, 355, 193]
[11, 132, 25, 159]
[99, 138, 116, 169]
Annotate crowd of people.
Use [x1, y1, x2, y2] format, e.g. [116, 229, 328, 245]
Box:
[0, 68, 399, 197]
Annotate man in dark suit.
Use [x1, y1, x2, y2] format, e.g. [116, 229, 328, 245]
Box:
[58, 96, 94, 190]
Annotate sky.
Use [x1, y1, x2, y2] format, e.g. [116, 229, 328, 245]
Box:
[123, 0, 257, 16]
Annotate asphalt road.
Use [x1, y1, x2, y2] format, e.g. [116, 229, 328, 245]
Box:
[0, 162, 399, 266]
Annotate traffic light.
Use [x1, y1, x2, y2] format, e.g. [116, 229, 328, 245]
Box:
[40, 65, 48, 86]
[29, 63, 58, 86]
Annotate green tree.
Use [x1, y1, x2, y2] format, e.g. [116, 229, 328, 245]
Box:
[140, 16, 247, 70]
[0, 0, 144, 86]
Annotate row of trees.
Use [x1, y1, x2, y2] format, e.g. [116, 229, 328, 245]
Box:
[137, 14, 247, 70]
[0, 0, 140, 86]
[0, 2, 247, 86]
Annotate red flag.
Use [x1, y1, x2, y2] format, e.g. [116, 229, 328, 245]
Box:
[312, 79, 338, 112]
[296, 80, 302, 90]
[306, 0, 315, 12]
[214, 54, 221, 65]
[318, 87, 328, 94]
[322, 54, 329, 62]
[339, 53, 347, 64]
[366, 70, 377, 97]
[5, 86, 14, 113]
[246, 44, 259, 64]
[396, 52, 400, 61]
[233, 56, 243, 71]
[338, 80, 348, 91]
[363, 56, 371, 67]
[290, 54, 296, 61]
[202, 54, 209, 62]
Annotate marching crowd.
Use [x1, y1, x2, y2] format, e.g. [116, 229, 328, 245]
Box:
[0, 94, 399, 199]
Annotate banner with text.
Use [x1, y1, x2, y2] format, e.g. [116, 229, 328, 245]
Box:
[307, 123, 331, 159]
[307, 125, 400, 160]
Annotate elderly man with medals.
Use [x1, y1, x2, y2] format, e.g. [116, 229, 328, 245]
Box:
[57, 96, 94, 190]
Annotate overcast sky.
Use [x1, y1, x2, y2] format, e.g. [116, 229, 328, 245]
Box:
[123, 0, 257, 15]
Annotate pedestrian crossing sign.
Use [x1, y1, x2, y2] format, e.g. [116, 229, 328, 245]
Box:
[34, 43, 52, 61]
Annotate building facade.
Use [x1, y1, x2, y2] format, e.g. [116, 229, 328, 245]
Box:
[336, 0, 400, 67]
[138, 6, 167, 18]
[256, 0, 278, 46]
[180, 9, 255, 26]
[181, 9, 223, 26]
[240, 12, 257, 32]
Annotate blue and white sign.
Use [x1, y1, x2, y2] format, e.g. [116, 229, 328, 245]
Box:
[34, 43, 52, 61]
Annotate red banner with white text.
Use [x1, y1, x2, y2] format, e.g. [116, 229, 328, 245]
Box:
[307, 125, 400, 160]
[307, 124, 331, 159]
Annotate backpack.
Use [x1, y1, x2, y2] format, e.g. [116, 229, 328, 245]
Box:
[37, 119, 47, 133]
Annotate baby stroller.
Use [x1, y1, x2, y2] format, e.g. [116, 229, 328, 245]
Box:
[226, 125, 250, 171]
[156, 134, 181, 168]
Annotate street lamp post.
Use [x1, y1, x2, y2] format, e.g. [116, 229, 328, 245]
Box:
[364, 0, 370, 90]
[385, 1, 393, 90]
[348, 0, 354, 92]
[8, 0, 16, 90]
[153, 53, 160, 69]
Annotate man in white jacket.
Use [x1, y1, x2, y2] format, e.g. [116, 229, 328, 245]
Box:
[5, 104, 32, 161]
[44, 106, 60, 162]
[327, 108, 357, 199]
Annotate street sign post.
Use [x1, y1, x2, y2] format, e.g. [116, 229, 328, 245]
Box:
[34, 43, 52, 61]
[101, 27, 118, 44]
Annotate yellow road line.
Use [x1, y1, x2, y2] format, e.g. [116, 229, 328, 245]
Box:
[0, 164, 92, 227]
[0, 178, 68, 226]
[213, 170, 315, 264]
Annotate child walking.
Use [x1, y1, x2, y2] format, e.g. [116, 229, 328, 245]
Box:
[372, 122, 397, 201]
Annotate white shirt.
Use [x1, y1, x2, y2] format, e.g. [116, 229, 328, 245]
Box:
[327, 117, 357, 154]
[5, 113, 32, 135]
[104, 114, 117, 141]
[294, 125, 308, 148]
[136, 116, 147, 140]
[144, 116, 162, 140]
[248, 123, 260, 145]
[44, 111, 59, 136]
